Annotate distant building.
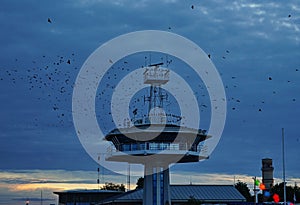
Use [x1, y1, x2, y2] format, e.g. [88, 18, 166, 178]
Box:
[261, 158, 274, 191]
[54, 185, 246, 205]
[53, 189, 123, 205]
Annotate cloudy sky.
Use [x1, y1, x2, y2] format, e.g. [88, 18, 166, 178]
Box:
[1, 0, 300, 204]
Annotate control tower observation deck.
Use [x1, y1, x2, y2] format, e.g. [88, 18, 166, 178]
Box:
[105, 63, 211, 205]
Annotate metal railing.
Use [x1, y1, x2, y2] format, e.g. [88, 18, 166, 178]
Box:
[107, 142, 202, 155]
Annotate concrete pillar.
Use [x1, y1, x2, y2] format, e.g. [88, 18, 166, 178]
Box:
[143, 164, 171, 205]
[156, 167, 161, 205]
[163, 167, 171, 205]
[143, 165, 153, 205]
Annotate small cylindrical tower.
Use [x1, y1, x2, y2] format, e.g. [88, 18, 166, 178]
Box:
[261, 158, 274, 191]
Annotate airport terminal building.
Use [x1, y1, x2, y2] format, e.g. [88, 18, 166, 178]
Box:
[54, 184, 246, 205]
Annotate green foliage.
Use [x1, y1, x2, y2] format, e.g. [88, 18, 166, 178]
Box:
[270, 182, 299, 203]
[136, 177, 144, 189]
[235, 181, 252, 202]
[101, 182, 125, 192]
[187, 196, 203, 205]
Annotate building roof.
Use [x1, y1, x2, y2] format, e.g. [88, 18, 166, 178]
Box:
[171, 185, 246, 202]
[54, 189, 123, 194]
[99, 185, 246, 204]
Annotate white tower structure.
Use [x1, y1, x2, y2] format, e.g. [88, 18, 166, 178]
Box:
[105, 63, 211, 205]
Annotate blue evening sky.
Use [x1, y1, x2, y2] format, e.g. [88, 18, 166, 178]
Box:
[0, 0, 299, 204]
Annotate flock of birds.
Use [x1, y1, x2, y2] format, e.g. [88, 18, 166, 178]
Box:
[0, 7, 298, 134]
[3, 49, 297, 134]
[1, 52, 77, 128]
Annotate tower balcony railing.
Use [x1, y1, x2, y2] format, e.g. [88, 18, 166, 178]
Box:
[132, 114, 182, 127]
[107, 142, 202, 156]
[143, 67, 169, 84]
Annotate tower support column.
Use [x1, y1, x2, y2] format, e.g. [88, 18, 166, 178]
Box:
[163, 166, 171, 205]
[143, 164, 171, 205]
[144, 165, 153, 205]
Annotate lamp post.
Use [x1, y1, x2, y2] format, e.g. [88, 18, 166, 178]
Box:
[253, 176, 258, 205]
[282, 128, 286, 205]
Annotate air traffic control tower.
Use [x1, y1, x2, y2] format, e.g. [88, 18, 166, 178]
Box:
[105, 63, 211, 205]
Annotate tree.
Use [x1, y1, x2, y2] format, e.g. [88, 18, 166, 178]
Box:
[136, 177, 144, 189]
[235, 181, 252, 202]
[270, 182, 299, 203]
[101, 182, 125, 192]
[187, 196, 202, 205]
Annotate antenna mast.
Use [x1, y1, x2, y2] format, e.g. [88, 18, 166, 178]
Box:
[127, 163, 131, 191]
[282, 128, 286, 205]
[97, 154, 101, 191]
